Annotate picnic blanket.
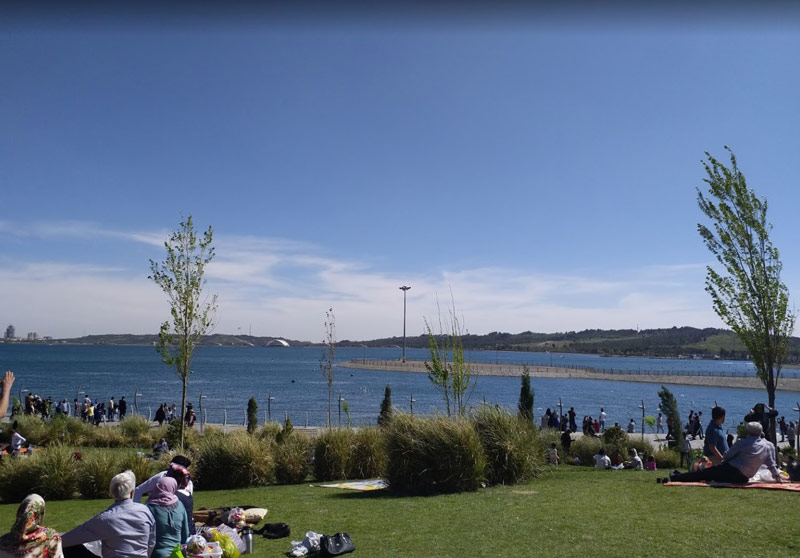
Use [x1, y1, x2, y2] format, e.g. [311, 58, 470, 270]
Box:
[319, 479, 388, 491]
[665, 481, 800, 491]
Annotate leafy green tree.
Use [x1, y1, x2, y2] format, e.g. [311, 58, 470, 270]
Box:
[517, 366, 534, 423]
[657, 386, 683, 451]
[149, 215, 217, 449]
[320, 308, 336, 427]
[697, 148, 795, 442]
[378, 385, 393, 427]
[424, 296, 474, 416]
[247, 396, 258, 434]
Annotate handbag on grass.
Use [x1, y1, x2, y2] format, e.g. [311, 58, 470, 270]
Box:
[319, 532, 355, 556]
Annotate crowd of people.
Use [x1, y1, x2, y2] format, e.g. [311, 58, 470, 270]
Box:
[0, 455, 196, 558]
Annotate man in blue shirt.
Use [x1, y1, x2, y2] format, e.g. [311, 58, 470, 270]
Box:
[62, 470, 155, 558]
[703, 406, 728, 466]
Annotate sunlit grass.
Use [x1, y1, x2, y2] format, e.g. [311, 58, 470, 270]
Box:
[1, 467, 797, 557]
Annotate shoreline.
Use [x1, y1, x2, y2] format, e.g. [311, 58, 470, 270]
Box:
[343, 360, 800, 393]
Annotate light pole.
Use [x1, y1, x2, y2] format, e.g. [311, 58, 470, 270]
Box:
[399, 285, 411, 362]
[199, 394, 207, 433]
[638, 400, 646, 439]
[268, 394, 275, 422]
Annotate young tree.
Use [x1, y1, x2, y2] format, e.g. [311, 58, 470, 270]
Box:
[517, 366, 534, 423]
[320, 307, 336, 427]
[424, 295, 474, 416]
[378, 385, 393, 427]
[697, 148, 795, 443]
[247, 396, 258, 434]
[149, 215, 217, 449]
[658, 386, 683, 451]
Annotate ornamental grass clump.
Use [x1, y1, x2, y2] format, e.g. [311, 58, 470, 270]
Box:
[0, 453, 38, 502]
[472, 406, 542, 485]
[45, 416, 93, 446]
[92, 426, 128, 448]
[274, 431, 313, 485]
[119, 415, 156, 446]
[384, 414, 485, 495]
[313, 428, 352, 482]
[8, 415, 49, 445]
[78, 451, 122, 499]
[601, 425, 629, 462]
[653, 449, 681, 470]
[570, 435, 603, 467]
[347, 427, 386, 479]
[119, 453, 158, 487]
[33, 446, 79, 500]
[194, 431, 274, 489]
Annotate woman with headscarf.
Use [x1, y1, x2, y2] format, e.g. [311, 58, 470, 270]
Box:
[0, 494, 63, 558]
[146, 477, 189, 558]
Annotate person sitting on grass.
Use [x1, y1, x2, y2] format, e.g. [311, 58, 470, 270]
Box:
[665, 422, 782, 485]
[594, 448, 611, 470]
[624, 448, 643, 470]
[61, 470, 155, 558]
[145, 477, 189, 558]
[644, 454, 657, 471]
[134, 456, 194, 534]
[151, 439, 168, 459]
[9, 422, 27, 456]
[703, 406, 728, 466]
[0, 494, 62, 558]
[546, 443, 559, 465]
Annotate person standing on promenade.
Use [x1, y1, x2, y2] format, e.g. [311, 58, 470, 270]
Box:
[703, 407, 728, 466]
[0, 371, 15, 418]
[656, 412, 664, 434]
[667, 422, 782, 484]
[787, 422, 796, 450]
[108, 397, 116, 422]
[118, 397, 127, 420]
[568, 407, 577, 432]
[778, 416, 787, 442]
[599, 408, 607, 432]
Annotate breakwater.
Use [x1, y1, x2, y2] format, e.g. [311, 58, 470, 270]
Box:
[345, 359, 800, 393]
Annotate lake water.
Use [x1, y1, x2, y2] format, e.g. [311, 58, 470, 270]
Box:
[2, 344, 800, 434]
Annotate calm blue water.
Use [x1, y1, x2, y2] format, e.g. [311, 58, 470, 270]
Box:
[2, 344, 799, 433]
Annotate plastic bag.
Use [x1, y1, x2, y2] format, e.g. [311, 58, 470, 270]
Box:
[169, 544, 186, 558]
[209, 529, 240, 558]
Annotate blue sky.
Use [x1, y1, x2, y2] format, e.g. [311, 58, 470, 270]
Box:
[3, 4, 800, 341]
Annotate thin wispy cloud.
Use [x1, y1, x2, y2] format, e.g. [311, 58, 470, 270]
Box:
[0, 220, 723, 340]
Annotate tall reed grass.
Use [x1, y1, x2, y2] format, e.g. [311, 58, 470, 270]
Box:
[384, 414, 485, 495]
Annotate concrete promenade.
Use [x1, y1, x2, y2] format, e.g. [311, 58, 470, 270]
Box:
[344, 359, 800, 393]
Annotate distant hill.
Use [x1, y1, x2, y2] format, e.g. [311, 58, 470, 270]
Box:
[44, 326, 800, 362]
[344, 326, 800, 362]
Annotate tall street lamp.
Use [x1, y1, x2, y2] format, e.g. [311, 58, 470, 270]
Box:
[399, 285, 411, 362]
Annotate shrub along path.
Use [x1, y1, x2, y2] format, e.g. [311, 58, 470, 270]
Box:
[0, 467, 796, 557]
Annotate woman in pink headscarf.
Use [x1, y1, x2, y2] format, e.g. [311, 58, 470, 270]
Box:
[145, 477, 189, 558]
[0, 494, 62, 558]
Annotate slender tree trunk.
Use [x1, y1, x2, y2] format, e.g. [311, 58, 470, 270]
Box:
[180, 375, 187, 450]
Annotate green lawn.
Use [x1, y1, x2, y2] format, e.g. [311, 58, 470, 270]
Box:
[1, 467, 797, 557]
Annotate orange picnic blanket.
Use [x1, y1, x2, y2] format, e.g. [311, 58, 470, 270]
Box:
[665, 481, 800, 491]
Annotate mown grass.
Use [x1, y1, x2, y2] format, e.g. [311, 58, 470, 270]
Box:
[1, 467, 797, 557]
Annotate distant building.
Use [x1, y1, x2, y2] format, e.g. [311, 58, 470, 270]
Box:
[26, 332, 39, 341]
[4, 325, 14, 339]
